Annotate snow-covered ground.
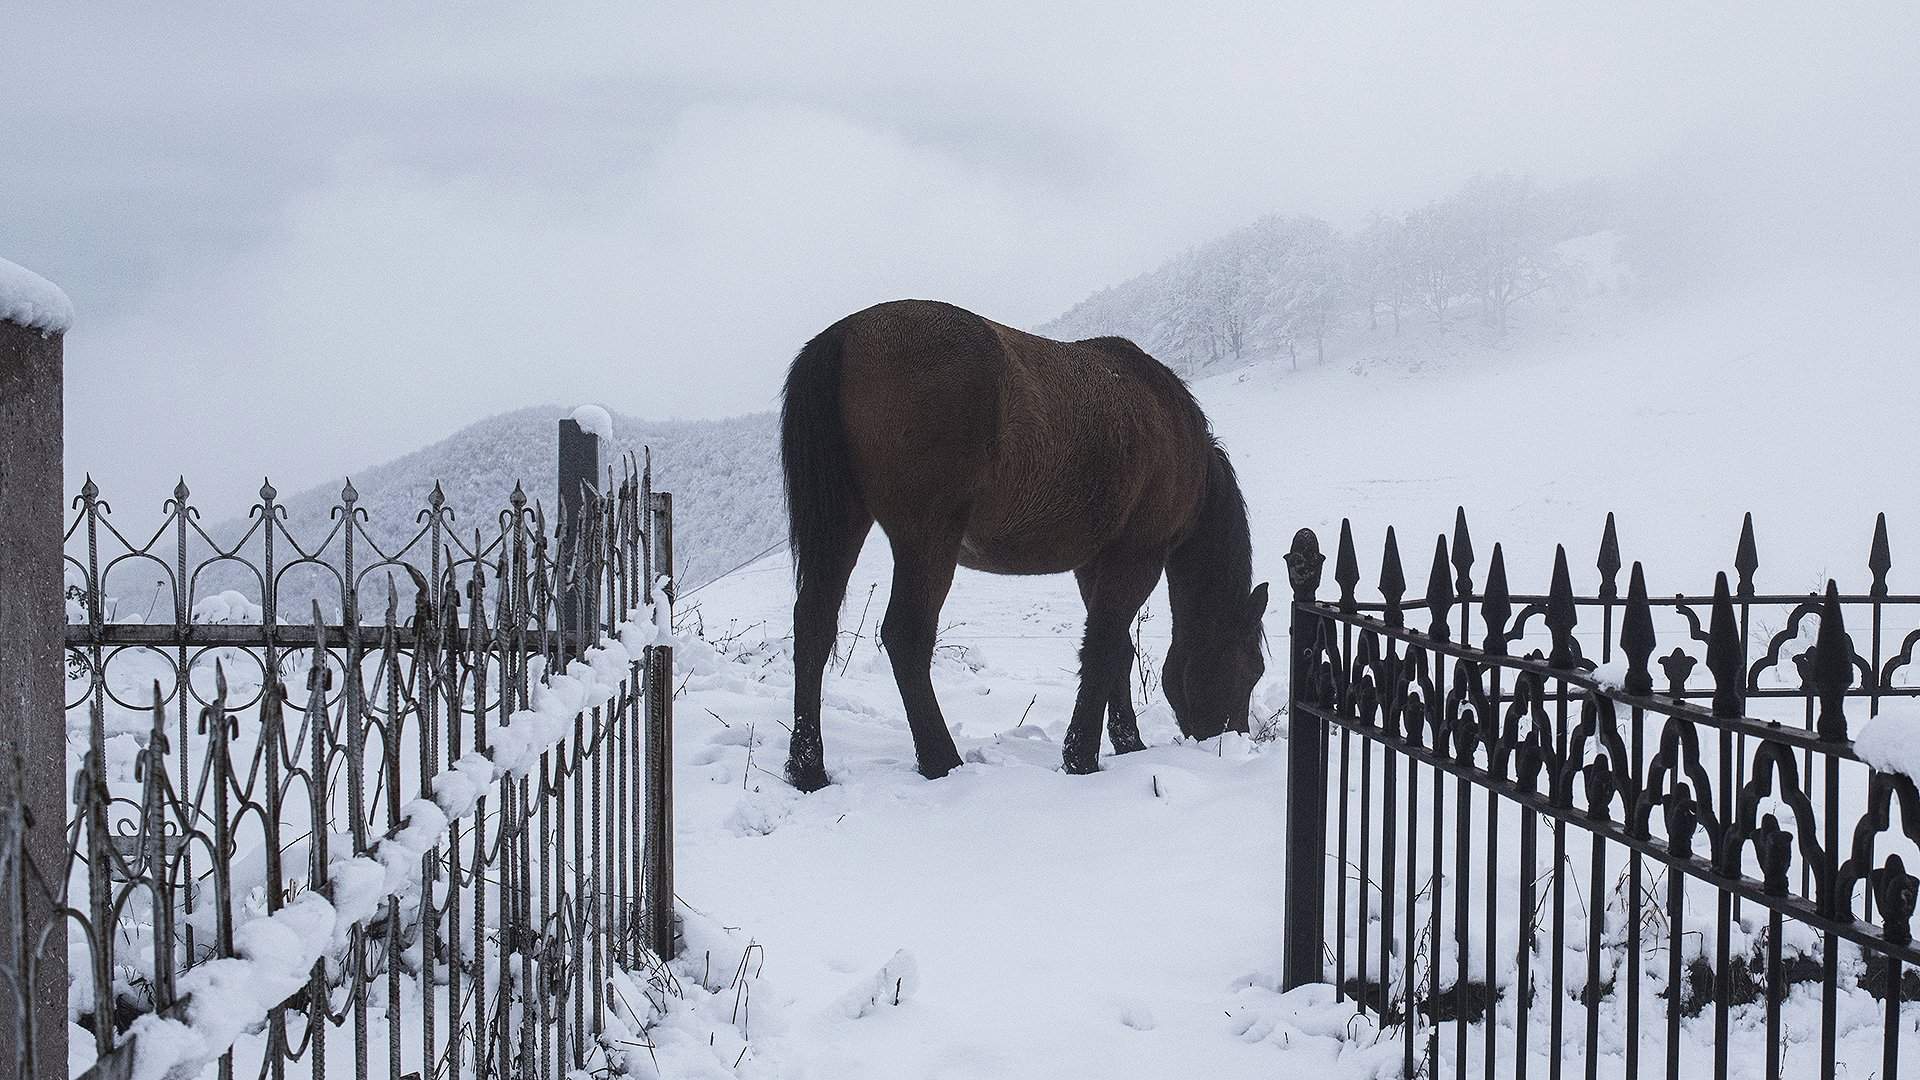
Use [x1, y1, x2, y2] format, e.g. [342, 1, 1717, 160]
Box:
[651, 273, 1920, 1078]
[55, 272, 1920, 1077]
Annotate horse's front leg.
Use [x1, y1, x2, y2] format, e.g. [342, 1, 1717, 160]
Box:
[1063, 612, 1132, 774]
[1068, 554, 1163, 772]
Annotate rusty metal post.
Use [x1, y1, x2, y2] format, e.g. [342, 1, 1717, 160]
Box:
[0, 268, 69, 1080]
[1281, 528, 1327, 990]
[644, 492, 675, 958]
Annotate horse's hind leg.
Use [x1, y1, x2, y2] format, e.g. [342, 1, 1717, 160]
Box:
[788, 511, 873, 792]
[1075, 567, 1147, 755]
[1107, 682, 1147, 755]
[1065, 551, 1163, 773]
[880, 526, 966, 780]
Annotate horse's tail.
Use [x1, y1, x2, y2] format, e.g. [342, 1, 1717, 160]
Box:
[781, 324, 858, 596]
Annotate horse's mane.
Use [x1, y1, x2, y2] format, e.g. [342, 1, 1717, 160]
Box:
[1072, 332, 1252, 626]
[1165, 438, 1254, 640]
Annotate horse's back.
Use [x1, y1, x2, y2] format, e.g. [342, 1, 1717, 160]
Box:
[831, 300, 1006, 512]
[824, 299, 1208, 571]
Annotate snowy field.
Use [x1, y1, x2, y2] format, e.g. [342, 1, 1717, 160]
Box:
[55, 272, 1920, 1078]
[647, 272, 1920, 1078]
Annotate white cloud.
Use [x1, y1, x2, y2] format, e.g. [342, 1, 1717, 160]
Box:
[8, 1, 1915, 507]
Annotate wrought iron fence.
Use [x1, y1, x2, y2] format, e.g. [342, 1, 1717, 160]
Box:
[1282, 511, 1920, 1080]
[3, 419, 677, 1080]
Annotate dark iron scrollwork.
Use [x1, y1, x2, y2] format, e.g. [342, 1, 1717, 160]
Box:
[10, 457, 676, 1080]
[1283, 508, 1920, 1080]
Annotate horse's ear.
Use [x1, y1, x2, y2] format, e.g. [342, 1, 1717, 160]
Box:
[1247, 582, 1270, 623]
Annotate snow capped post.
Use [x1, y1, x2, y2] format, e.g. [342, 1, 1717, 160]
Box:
[0, 257, 72, 1080]
[1281, 527, 1327, 991]
[558, 406, 607, 647]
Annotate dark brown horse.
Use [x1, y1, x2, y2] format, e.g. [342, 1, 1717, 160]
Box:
[781, 299, 1265, 791]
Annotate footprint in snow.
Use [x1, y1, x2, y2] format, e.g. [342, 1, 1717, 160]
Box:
[723, 791, 789, 837]
[688, 744, 733, 766]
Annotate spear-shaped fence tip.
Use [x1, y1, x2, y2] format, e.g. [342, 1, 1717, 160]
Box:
[1870, 512, 1891, 597]
[1379, 526, 1406, 628]
[1706, 571, 1742, 718]
[1812, 579, 1853, 741]
[1622, 562, 1656, 695]
[1334, 519, 1359, 613]
[1482, 542, 1511, 655]
[1597, 513, 1621, 596]
[1425, 533, 1453, 641]
[1735, 513, 1759, 596]
[1450, 507, 1474, 591]
[1546, 545, 1577, 668]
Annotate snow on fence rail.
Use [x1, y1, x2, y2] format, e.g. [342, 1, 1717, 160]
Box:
[1281, 511, 1920, 1080]
[2, 419, 678, 1080]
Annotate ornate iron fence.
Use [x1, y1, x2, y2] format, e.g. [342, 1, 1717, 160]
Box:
[1282, 511, 1920, 1080]
[3, 419, 677, 1080]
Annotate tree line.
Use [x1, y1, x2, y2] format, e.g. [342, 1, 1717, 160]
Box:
[1042, 174, 1616, 371]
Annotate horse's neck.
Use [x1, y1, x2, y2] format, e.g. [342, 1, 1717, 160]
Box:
[1166, 455, 1251, 640]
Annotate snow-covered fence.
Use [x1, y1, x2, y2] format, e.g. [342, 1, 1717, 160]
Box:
[1283, 512, 1920, 1079]
[2, 422, 679, 1080]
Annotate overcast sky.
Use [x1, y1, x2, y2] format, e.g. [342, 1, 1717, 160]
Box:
[6, 3, 1915, 508]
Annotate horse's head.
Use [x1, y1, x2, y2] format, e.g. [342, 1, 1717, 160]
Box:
[1163, 581, 1268, 739]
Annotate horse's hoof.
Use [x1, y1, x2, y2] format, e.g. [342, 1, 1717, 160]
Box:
[918, 752, 963, 781]
[1061, 755, 1101, 775]
[1111, 736, 1147, 755]
[786, 760, 831, 793]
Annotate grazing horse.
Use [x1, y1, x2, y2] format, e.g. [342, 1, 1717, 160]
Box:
[781, 299, 1266, 791]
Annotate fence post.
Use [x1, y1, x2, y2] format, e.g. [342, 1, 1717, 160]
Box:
[0, 265, 70, 1080]
[644, 492, 676, 958]
[1282, 527, 1327, 991]
[557, 416, 601, 643]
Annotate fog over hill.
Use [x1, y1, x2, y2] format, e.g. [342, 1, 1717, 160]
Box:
[227, 406, 782, 596]
[245, 175, 1629, 606]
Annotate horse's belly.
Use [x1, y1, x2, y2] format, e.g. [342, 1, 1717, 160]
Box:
[956, 500, 1100, 575]
[955, 533, 1082, 575]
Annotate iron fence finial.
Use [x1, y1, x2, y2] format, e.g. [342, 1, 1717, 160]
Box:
[1546, 545, 1577, 668]
[1378, 527, 1405, 629]
[1734, 513, 1758, 597]
[1450, 507, 1474, 599]
[1870, 512, 1891, 598]
[1812, 579, 1853, 741]
[1285, 528, 1324, 602]
[1622, 562, 1656, 695]
[1333, 520, 1359, 614]
[1597, 513, 1621, 599]
[1481, 543, 1511, 656]
[1706, 572, 1743, 718]
[1424, 534, 1452, 641]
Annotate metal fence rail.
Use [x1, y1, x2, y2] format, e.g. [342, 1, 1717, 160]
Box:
[1282, 511, 1920, 1080]
[3, 419, 677, 1080]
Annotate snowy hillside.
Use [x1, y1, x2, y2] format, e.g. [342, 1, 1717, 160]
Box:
[204, 406, 780, 596]
[1040, 175, 1615, 373]
[640, 269, 1920, 1078]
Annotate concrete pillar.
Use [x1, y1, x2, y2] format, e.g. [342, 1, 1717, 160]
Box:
[0, 263, 69, 1080]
